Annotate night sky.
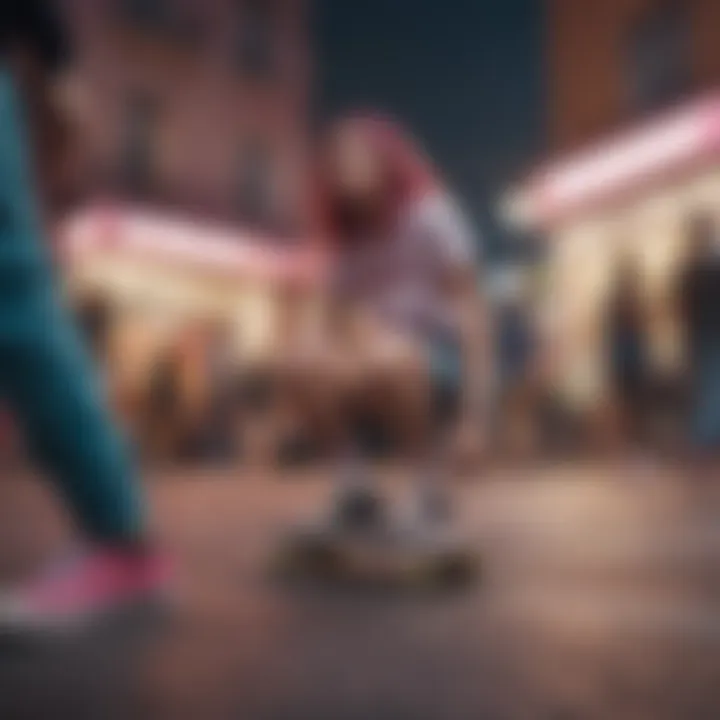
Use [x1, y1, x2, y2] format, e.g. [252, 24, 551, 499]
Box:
[314, 0, 544, 258]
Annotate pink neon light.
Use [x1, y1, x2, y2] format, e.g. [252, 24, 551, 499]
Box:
[522, 92, 720, 225]
[61, 204, 326, 283]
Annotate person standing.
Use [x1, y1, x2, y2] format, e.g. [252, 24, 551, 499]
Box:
[197, 322, 238, 464]
[678, 214, 720, 457]
[606, 257, 650, 452]
[0, 0, 170, 634]
[494, 269, 538, 459]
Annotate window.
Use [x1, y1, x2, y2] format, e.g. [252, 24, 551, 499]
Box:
[121, 0, 172, 30]
[122, 94, 160, 197]
[235, 0, 276, 78]
[627, 1, 691, 115]
[120, 0, 200, 42]
[236, 141, 275, 228]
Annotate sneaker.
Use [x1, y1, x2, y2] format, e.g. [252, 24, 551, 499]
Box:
[332, 487, 386, 531]
[417, 488, 453, 527]
[0, 546, 174, 636]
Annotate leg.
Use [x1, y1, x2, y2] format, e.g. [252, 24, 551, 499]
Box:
[0, 72, 144, 542]
[0, 71, 171, 633]
[281, 338, 397, 530]
[1, 320, 145, 541]
[281, 348, 355, 457]
[359, 334, 462, 524]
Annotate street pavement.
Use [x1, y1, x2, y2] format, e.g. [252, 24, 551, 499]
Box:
[0, 462, 719, 719]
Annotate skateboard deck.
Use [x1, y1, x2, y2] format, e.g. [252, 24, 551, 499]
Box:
[273, 521, 479, 588]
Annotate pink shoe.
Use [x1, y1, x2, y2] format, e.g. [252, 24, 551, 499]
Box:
[0, 547, 174, 635]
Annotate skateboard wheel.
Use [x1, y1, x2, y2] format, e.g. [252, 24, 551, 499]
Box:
[276, 535, 341, 578]
[422, 551, 478, 588]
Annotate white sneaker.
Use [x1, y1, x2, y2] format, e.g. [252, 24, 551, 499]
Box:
[331, 486, 387, 532]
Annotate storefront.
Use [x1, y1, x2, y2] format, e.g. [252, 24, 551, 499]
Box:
[504, 92, 720, 411]
[60, 203, 324, 431]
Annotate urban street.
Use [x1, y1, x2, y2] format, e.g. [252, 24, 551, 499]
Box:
[1, 464, 719, 719]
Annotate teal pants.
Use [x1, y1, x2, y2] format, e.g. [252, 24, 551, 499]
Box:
[691, 339, 720, 451]
[0, 70, 144, 542]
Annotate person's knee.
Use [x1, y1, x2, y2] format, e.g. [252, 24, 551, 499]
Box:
[378, 352, 429, 409]
[354, 352, 430, 437]
[284, 352, 350, 416]
[283, 352, 326, 394]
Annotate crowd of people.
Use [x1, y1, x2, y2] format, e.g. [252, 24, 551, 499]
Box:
[68, 211, 720, 473]
[484, 213, 720, 466]
[605, 214, 720, 462]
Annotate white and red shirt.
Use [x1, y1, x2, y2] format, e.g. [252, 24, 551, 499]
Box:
[332, 192, 478, 343]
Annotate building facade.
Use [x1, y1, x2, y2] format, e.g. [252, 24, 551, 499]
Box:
[62, 0, 311, 234]
[506, 0, 720, 412]
[56, 0, 318, 444]
[549, 0, 720, 153]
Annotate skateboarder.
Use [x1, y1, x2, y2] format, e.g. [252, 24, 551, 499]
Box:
[290, 114, 491, 542]
[0, 0, 170, 634]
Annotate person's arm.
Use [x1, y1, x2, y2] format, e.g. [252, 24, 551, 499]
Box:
[422, 197, 494, 440]
[449, 268, 494, 439]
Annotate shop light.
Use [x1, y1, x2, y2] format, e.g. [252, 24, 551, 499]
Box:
[542, 114, 704, 207]
[62, 204, 326, 283]
[506, 94, 720, 228]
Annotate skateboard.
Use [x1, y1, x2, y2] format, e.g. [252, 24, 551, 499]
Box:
[273, 520, 479, 588]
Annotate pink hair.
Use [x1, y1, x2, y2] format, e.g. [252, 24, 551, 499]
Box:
[313, 112, 439, 245]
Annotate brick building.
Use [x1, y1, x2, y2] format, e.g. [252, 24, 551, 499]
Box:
[549, 0, 720, 153]
[505, 0, 720, 412]
[63, 0, 311, 233]
[57, 0, 320, 429]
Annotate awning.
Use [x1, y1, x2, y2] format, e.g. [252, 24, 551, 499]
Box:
[505, 91, 720, 229]
[60, 203, 326, 285]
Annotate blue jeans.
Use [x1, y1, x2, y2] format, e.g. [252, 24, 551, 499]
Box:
[691, 340, 720, 450]
[428, 337, 462, 427]
[0, 70, 144, 541]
